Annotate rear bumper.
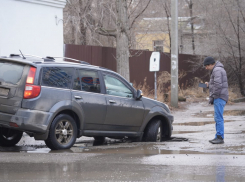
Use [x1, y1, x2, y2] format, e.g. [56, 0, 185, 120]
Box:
[0, 109, 52, 134]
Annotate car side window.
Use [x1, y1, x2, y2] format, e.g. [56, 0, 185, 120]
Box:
[103, 74, 133, 98]
[73, 69, 101, 93]
[41, 67, 73, 89]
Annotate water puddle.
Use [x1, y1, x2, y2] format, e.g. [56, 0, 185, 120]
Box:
[224, 110, 245, 116]
[173, 131, 200, 134]
[71, 143, 204, 155]
[193, 110, 245, 118]
[223, 145, 245, 152]
[173, 120, 234, 126]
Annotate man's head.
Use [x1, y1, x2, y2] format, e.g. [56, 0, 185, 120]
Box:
[203, 57, 215, 70]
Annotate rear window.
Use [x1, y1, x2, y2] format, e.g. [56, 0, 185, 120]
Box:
[0, 61, 24, 85]
[41, 67, 73, 89]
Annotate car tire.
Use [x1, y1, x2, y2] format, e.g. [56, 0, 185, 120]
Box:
[143, 119, 162, 142]
[0, 127, 23, 147]
[45, 114, 77, 150]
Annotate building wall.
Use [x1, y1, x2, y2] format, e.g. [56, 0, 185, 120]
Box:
[135, 32, 170, 53]
[0, 0, 66, 57]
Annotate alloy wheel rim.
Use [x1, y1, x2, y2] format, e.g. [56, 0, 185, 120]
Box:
[55, 120, 73, 145]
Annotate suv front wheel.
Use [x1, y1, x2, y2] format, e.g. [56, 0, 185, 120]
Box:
[45, 114, 77, 150]
[143, 119, 162, 142]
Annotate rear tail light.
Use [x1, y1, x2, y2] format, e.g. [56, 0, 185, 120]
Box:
[26, 67, 36, 84]
[23, 67, 41, 99]
[24, 85, 41, 99]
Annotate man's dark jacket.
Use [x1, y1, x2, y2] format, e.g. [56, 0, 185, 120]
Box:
[209, 61, 229, 102]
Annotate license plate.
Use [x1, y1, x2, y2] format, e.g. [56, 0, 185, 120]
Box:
[0, 88, 9, 96]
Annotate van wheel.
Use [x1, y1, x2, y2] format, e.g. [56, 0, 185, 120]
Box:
[143, 120, 162, 142]
[45, 114, 77, 150]
[0, 127, 23, 146]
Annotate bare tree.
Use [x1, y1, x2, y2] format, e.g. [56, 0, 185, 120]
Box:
[64, 0, 92, 45]
[190, 0, 245, 95]
[64, 0, 151, 81]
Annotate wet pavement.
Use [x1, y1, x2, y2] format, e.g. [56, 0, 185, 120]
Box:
[0, 102, 245, 181]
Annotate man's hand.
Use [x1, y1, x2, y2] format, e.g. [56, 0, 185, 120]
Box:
[209, 97, 214, 105]
[205, 82, 209, 88]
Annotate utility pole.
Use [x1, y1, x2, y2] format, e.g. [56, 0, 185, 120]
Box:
[171, 0, 178, 107]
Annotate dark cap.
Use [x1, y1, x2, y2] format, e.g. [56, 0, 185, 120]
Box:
[203, 57, 215, 66]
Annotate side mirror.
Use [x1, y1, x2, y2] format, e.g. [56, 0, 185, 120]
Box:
[136, 89, 143, 100]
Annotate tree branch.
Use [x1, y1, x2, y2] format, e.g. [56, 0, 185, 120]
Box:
[129, 0, 152, 30]
[95, 27, 117, 38]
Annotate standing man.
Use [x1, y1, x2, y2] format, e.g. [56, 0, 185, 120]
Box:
[204, 57, 229, 144]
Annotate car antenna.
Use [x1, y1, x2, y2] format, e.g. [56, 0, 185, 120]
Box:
[19, 50, 26, 59]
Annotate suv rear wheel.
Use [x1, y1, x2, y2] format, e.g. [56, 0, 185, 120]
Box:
[45, 114, 77, 150]
[143, 119, 162, 142]
[0, 127, 23, 146]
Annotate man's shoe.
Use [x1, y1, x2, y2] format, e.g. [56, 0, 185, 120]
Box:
[210, 135, 224, 144]
[209, 137, 216, 143]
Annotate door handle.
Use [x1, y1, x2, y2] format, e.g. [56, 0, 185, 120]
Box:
[109, 100, 116, 103]
[74, 96, 82, 99]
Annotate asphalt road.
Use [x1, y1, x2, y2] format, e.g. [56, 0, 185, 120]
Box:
[0, 101, 245, 181]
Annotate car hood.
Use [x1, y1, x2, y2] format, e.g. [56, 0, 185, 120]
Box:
[141, 97, 170, 113]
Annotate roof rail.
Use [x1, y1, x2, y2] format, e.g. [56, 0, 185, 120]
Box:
[8, 54, 91, 65]
[10, 54, 21, 57]
[23, 54, 43, 59]
[50, 56, 90, 65]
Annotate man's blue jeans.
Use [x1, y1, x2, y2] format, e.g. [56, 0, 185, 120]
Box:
[214, 98, 226, 139]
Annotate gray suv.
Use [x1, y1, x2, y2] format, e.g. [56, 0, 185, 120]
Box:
[0, 55, 173, 150]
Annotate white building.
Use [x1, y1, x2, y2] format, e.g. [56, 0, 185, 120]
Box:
[0, 0, 66, 57]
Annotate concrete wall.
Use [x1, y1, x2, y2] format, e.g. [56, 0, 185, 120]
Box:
[0, 0, 66, 57]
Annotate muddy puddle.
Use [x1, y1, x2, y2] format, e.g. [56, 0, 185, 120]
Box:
[1, 138, 244, 155]
[173, 120, 234, 126]
[173, 131, 200, 134]
[0, 137, 189, 154]
[192, 110, 245, 118]
[26, 143, 205, 155]
[25, 143, 245, 155]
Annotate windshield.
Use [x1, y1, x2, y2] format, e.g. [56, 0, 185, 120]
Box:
[0, 61, 24, 85]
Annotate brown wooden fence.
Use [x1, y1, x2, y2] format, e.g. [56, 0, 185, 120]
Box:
[64, 44, 207, 90]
